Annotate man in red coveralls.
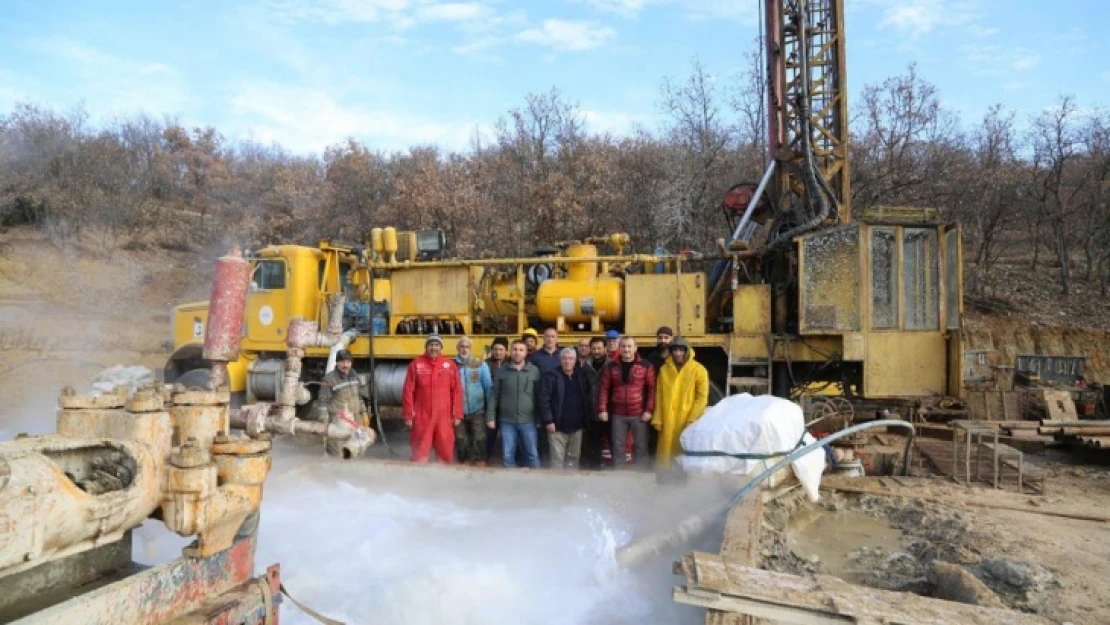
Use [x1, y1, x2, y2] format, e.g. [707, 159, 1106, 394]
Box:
[402, 334, 463, 463]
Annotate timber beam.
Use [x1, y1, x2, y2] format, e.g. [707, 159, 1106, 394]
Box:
[675, 552, 1053, 625]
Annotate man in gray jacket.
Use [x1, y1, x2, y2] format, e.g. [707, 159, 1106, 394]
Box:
[486, 340, 542, 468]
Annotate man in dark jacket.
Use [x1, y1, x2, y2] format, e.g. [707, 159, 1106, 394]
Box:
[579, 336, 608, 469]
[318, 349, 368, 456]
[538, 347, 594, 469]
[484, 336, 509, 462]
[645, 326, 674, 371]
[597, 336, 656, 470]
[486, 340, 542, 468]
[528, 326, 561, 374]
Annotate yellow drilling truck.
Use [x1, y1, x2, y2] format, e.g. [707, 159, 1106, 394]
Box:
[165, 217, 964, 413]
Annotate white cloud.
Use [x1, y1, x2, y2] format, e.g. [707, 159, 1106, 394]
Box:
[24, 36, 190, 116]
[418, 2, 486, 21]
[1009, 49, 1040, 72]
[262, 0, 501, 30]
[229, 82, 485, 153]
[861, 0, 982, 38]
[573, 0, 660, 18]
[515, 19, 616, 52]
[573, 0, 754, 23]
[262, 0, 409, 26]
[961, 43, 1042, 76]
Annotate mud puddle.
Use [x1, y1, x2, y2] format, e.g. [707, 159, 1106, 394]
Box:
[784, 507, 908, 584]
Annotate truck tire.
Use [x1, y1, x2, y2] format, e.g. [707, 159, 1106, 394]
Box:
[175, 368, 244, 407]
[176, 368, 212, 390]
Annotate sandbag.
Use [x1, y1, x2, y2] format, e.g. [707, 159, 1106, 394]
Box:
[677, 393, 826, 501]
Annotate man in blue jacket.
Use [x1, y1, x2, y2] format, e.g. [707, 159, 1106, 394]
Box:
[538, 347, 595, 470]
[454, 336, 493, 466]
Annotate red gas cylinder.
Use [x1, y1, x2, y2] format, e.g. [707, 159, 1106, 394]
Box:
[202, 248, 252, 362]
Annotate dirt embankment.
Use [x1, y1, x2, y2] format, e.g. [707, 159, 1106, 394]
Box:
[0, 228, 212, 435]
[964, 314, 1110, 382]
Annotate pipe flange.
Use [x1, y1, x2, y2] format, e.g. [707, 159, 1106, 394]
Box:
[211, 436, 272, 456]
[126, 390, 165, 413]
[172, 388, 231, 406]
[170, 438, 212, 468]
[241, 403, 271, 438]
[58, 386, 127, 410]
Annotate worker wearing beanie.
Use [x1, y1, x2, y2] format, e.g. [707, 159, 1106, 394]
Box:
[402, 334, 463, 463]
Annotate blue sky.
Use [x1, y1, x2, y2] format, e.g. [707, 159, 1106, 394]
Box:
[0, 0, 1105, 154]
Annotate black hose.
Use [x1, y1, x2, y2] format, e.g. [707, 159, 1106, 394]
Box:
[765, 0, 839, 250]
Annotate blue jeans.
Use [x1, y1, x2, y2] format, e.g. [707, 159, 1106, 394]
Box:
[501, 422, 539, 468]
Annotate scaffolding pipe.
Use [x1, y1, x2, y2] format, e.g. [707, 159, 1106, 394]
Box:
[730, 161, 776, 243]
[615, 419, 915, 568]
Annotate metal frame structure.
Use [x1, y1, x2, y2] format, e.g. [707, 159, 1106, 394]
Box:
[766, 0, 851, 222]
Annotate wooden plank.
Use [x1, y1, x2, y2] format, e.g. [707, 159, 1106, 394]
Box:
[967, 390, 987, 420]
[987, 391, 1005, 421]
[1043, 389, 1077, 421]
[677, 552, 1053, 625]
[705, 493, 763, 625]
[1001, 392, 1019, 421]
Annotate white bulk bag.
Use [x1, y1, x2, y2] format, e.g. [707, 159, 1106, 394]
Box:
[677, 393, 826, 501]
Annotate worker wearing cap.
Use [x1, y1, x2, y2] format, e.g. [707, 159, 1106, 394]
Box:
[454, 336, 493, 466]
[522, 327, 540, 354]
[402, 334, 464, 464]
[604, 329, 621, 360]
[652, 337, 709, 468]
[318, 349, 369, 456]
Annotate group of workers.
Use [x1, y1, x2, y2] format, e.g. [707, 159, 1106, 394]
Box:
[387, 325, 710, 470]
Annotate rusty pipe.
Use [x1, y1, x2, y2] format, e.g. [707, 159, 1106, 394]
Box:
[0, 438, 163, 576]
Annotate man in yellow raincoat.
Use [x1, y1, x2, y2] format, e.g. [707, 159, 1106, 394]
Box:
[652, 337, 709, 468]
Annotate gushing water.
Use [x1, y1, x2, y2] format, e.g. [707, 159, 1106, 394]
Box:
[245, 443, 727, 625]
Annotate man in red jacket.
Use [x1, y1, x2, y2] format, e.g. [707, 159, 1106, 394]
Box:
[597, 336, 656, 470]
[402, 334, 463, 464]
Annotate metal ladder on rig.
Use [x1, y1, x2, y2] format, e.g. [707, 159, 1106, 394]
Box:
[726, 333, 775, 396]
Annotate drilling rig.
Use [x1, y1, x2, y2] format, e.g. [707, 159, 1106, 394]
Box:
[164, 0, 962, 422]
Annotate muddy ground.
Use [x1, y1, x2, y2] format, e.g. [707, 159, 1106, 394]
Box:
[760, 466, 1110, 624]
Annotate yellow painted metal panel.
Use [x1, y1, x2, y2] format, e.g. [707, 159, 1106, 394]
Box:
[172, 302, 209, 349]
[865, 332, 946, 397]
[245, 282, 288, 347]
[842, 332, 865, 361]
[390, 267, 470, 317]
[624, 274, 705, 336]
[733, 285, 770, 335]
[676, 274, 705, 336]
[227, 356, 249, 392]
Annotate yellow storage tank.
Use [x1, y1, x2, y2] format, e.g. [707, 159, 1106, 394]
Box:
[535, 244, 623, 324]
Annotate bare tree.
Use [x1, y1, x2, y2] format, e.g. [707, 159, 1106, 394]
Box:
[1028, 96, 1085, 294]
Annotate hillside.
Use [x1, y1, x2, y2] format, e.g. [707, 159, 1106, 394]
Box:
[1, 225, 1108, 384]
